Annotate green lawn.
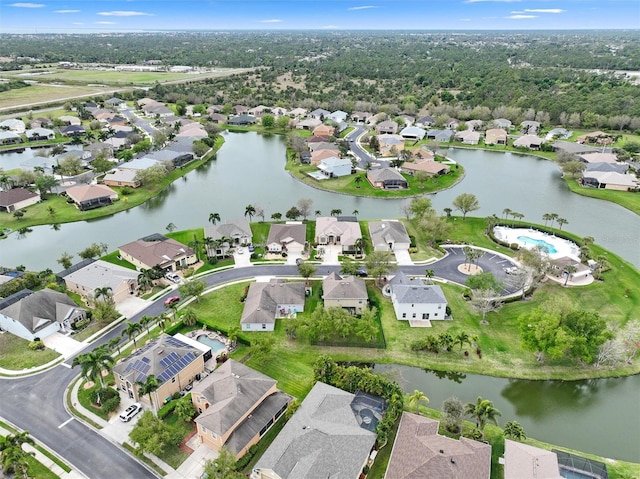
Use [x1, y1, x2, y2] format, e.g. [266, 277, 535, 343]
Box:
[565, 178, 640, 215]
[101, 250, 137, 270]
[0, 333, 60, 370]
[160, 413, 193, 469]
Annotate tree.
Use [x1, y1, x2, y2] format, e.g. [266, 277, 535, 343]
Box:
[276, 115, 291, 129]
[249, 336, 275, 362]
[136, 374, 162, 412]
[470, 289, 503, 325]
[330, 208, 342, 217]
[94, 286, 114, 305]
[34, 174, 58, 197]
[12, 210, 25, 221]
[557, 217, 568, 231]
[285, 206, 302, 220]
[108, 336, 123, 356]
[443, 207, 452, 218]
[503, 421, 527, 441]
[182, 308, 198, 326]
[354, 175, 364, 188]
[407, 197, 433, 219]
[202, 447, 244, 479]
[502, 208, 512, 221]
[563, 264, 577, 286]
[179, 279, 206, 303]
[91, 156, 115, 175]
[208, 212, 221, 225]
[139, 315, 154, 337]
[407, 389, 429, 415]
[174, 396, 197, 422]
[542, 213, 553, 227]
[165, 222, 177, 233]
[563, 310, 612, 364]
[425, 269, 435, 284]
[442, 396, 464, 433]
[58, 155, 83, 176]
[518, 307, 572, 362]
[129, 411, 175, 456]
[465, 397, 501, 436]
[563, 160, 586, 178]
[365, 250, 396, 284]
[57, 252, 74, 270]
[0, 431, 35, 479]
[271, 212, 282, 220]
[420, 211, 451, 245]
[78, 242, 108, 260]
[297, 198, 313, 220]
[244, 204, 256, 222]
[261, 114, 275, 128]
[465, 272, 501, 291]
[71, 346, 115, 389]
[452, 193, 480, 220]
[455, 331, 471, 351]
[124, 321, 143, 348]
[137, 269, 155, 292]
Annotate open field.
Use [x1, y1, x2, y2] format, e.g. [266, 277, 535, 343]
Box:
[0, 84, 106, 110]
[0, 333, 60, 370]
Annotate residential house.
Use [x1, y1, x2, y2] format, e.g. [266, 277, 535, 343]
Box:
[248, 105, 271, 118]
[106, 116, 127, 128]
[118, 157, 161, 171]
[308, 108, 331, 120]
[401, 159, 450, 177]
[102, 169, 140, 188]
[445, 118, 459, 130]
[288, 107, 308, 118]
[318, 157, 352, 178]
[295, 118, 323, 130]
[30, 118, 53, 129]
[577, 131, 616, 145]
[300, 152, 312, 164]
[192, 360, 291, 459]
[204, 218, 252, 257]
[315, 216, 362, 253]
[308, 141, 339, 153]
[376, 120, 399, 135]
[492, 118, 512, 129]
[400, 126, 426, 141]
[208, 113, 228, 124]
[0, 289, 86, 341]
[484, 128, 508, 145]
[520, 120, 540, 134]
[310, 149, 338, 165]
[385, 413, 491, 479]
[415, 115, 435, 128]
[240, 279, 306, 332]
[399, 114, 415, 126]
[0, 131, 22, 144]
[105, 97, 125, 108]
[323, 273, 368, 314]
[114, 334, 206, 409]
[513, 134, 544, 150]
[454, 130, 481, 145]
[228, 115, 256, 126]
[367, 168, 408, 189]
[266, 223, 306, 255]
[0, 188, 40, 213]
[65, 184, 118, 211]
[25, 128, 55, 141]
[582, 171, 638, 191]
[368, 220, 411, 252]
[351, 111, 372, 123]
[58, 115, 81, 126]
[59, 259, 139, 304]
[426, 129, 454, 142]
[328, 110, 348, 123]
[378, 134, 405, 156]
[0, 118, 26, 133]
[312, 124, 335, 137]
[119, 233, 197, 272]
[252, 382, 381, 479]
[503, 440, 563, 479]
[546, 128, 572, 140]
[234, 105, 249, 115]
[578, 152, 618, 164]
[148, 149, 194, 167]
[552, 141, 599, 156]
[305, 135, 330, 144]
[60, 125, 86, 137]
[466, 119, 483, 131]
[388, 272, 448, 325]
[585, 162, 628, 174]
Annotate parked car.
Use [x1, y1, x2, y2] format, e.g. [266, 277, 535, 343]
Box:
[355, 267, 368, 277]
[164, 295, 180, 307]
[503, 266, 518, 275]
[165, 272, 181, 283]
[119, 402, 142, 422]
[296, 258, 304, 266]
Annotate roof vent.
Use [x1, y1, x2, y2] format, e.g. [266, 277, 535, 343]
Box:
[451, 458, 456, 464]
[439, 449, 444, 454]
[158, 350, 164, 355]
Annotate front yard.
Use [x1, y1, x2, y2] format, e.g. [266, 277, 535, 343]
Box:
[0, 333, 60, 371]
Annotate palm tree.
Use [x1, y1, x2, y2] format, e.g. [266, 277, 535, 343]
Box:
[425, 269, 435, 284]
[124, 321, 143, 348]
[245, 204, 256, 222]
[0, 433, 35, 479]
[557, 217, 568, 230]
[314, 209, 322, 217]
[94, 286, 114, 305]
[563, 264, 577, 286]
[139, 315, 154, 337]
[503, 420, 527, 441]
[136, 374, 162, 413]
[330, 208, 342, 217]
[548, 213, 559, 229]
[71, 346, 115, 389]
[465, 397, 501, 436]
[353, 238, 364, 257]
[137, 269, 155, 292]
[542, 213, 553, 227]
[407, 389, 429, 415]
[208, 212, 221, 225]
[182, 308, 198, 326]
[354, 175, 364, 188]
[512, 212, 524, 222]
[455, 331, 471, 350]
[107, 336, 122, 356]
[352, 209, 359, 217]
[443, 207, 452, 218]
[502, 208, 512, 221]
[157, 312, 169, 332]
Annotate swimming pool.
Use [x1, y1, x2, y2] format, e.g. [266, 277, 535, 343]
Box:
[559, 468, 602, 479]
[196, 335, 227, 353]
[516, 235, 558, 254]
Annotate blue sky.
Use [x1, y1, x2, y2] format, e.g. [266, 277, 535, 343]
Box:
[1, 1, 638, 33]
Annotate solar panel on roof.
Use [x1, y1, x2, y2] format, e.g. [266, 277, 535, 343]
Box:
[141, 357, 150, 363]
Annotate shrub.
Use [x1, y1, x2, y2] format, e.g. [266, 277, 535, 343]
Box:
[234, 444, 259, 470]
[510, 243, 520, 250]
[102, 395, 121, 414]
[28, 340, 45, 351]
[157, 399, 179, 420]
[121, 186, 134, 196]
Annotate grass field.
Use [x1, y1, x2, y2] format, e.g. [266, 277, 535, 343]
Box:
[0, 84, 106, 110]
[565, 178, 640, 215]
[0, 333, 60, 370]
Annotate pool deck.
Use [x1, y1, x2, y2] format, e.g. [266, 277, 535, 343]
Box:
[494, 226, 581, 261]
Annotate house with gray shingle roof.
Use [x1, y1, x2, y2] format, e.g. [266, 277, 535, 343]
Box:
[59, 259, 138, 304]
[192, 359, 291, 459]
[267, 223, 307, 255]
[0, 288, 86, 341]
[367, 168, 408, 190]
[504, 440, 563, 479]
[400, 126, 426, 141]
[552, 141, 599, 155]
[252, 381, 379, 479]
[388, 272, 447, 325]
[0, 131, 22, 144]
[521, 120, 540, 134]
[426, 129, 454, 142]
[368, 220, 410, 252]
[315, 216, 362, 253]
[584, 162, 628, 174]
[376, 120, 399, 135]
[114, 334, 206, 411]
[385, 412, 491, 479]
[241, 279, 306, 332]
[323, 273, 368, 314]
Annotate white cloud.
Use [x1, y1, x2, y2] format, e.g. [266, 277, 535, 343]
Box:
[55, 10, 80, 14]
[524, 9, 564, 14]
[95, 21, 116, 25]
[72, 22, 84, 25]
[260, 19, 282, 23]
[347, 5, 378, 10]
[8, 3, 45, 7]
[98, 11, 153, 17]
[321, 25, 339, 29]
[507, 14, 537, 19]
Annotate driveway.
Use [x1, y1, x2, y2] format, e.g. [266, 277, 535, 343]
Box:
[321, 245, 341, 265]
[42, 333, 85, 359]
[394, 249, 414, 265]
[118, 296, 152, 319]
[233, 247, 252, 268]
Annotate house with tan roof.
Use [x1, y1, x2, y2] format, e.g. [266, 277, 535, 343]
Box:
[102, 169, 140, 188]
[315, 216, 362, 253]
[503, 440, 563, 479]
[582, 171, 638, 191]
[59, 259, 139, 304]
[378, 134, 405, 156]
[322, 273, 368, 314]
[484, 128, 508, 145]
[310, 149, 338, 165]
[0, 188, 40, 213]
[192, 359, 291, 459]
[312, 124, 335, 137]
[118, 233, 197, 272]
[65, 184, 118, 211]
[578, 152, 618, 164]
[241, 279, 306, 332]
[267, 223, 307, 255]
[401, 159, 450, 177]
[513, 134, 544, 150]
[376, 120, 399, 135]
[351, 111, 372, 123]
[454, 130, 481, 145]
[385, 413, 491, 479]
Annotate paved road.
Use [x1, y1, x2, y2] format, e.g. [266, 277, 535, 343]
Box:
[0, 252, 519, 478]
[347, 125, 391, 170]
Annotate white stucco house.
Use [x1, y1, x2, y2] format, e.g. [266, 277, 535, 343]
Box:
[388, 272, 448, 326]
[241, 279, 306, 332]
[266, 223, 307, 255]
[368, 220, 410, 252]
[318, 157, 352, 178]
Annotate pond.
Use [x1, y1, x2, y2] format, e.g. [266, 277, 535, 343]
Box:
[374, 364, 640, 463]
[0, 131, 638, 271]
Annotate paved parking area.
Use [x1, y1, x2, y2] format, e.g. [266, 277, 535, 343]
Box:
[42, 333, 86, 359]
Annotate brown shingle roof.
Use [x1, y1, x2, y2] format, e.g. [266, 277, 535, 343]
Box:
[0, 188, 39, 207]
